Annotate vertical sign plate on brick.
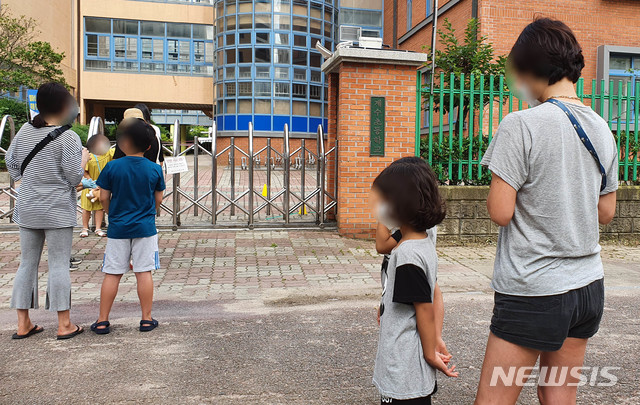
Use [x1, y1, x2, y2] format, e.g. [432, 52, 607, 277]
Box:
[370, 96, 385, 156]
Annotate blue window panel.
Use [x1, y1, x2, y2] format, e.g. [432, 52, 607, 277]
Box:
[292, 116, 308, 132]
[224, 115, 236, 131]
[254, 115, 271, 131]
[237, 115, 252, 131]
[407, 0, 413, 31]
[84, 17, 213, 76]
[309, 118, 323, 133]
[273, 116, 291, 132]
[426, 0, 432, 17]
[323, 119, 328, 131]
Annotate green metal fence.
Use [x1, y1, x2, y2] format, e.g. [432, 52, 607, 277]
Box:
[417, 72, 640, 185]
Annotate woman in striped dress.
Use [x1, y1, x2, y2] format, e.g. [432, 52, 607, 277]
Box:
[6, 83, 86, 340]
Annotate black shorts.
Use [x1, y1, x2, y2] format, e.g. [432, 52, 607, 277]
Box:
[490, 278, 605, 352]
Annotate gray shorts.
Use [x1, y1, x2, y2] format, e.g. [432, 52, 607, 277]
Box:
[102, 235, 160, 275]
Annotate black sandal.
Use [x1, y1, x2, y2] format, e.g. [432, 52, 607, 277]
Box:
[12, 325, 44, 340]
[57, 325, 84, 340]
[90, 321, 111, 335]
[139, 319, 158, 332]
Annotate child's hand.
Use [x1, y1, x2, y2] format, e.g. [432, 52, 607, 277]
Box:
[425, 352, 459, 377]
[436, 338, 452, 364]
[376, 306, 381, 326]
[81, 178, 97, 189]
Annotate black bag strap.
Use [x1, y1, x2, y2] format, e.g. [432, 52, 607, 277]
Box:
[545, 99, 607, 192]
[20, 124, 72, 176]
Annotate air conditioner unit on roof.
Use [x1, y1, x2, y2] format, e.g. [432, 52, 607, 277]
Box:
[339, 25, 362, 42]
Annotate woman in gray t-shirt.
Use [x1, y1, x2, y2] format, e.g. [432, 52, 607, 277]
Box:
[475, 19, 618, 404]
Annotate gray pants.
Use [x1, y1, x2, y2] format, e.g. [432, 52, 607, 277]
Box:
[10, 227, 73, 312]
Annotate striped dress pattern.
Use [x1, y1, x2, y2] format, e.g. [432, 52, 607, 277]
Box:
[6, 123, 84, 229]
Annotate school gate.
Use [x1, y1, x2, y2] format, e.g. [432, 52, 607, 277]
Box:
[0, 116, 338, 230]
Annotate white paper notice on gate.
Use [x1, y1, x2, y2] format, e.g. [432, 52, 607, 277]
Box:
[165, 156, 189, 175]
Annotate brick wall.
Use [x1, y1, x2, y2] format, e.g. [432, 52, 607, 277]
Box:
[479, 0, 640, 91]
[328, 62, 419, 238]
[385, 0, 640, 89]
[438, 186, 640, 244]
[383, 0, 473, 50]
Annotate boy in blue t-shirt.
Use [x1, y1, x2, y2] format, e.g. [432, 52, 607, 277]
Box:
[91, 118, 165, 335]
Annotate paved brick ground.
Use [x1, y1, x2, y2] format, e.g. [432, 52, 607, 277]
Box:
[0, 229, 638, 308]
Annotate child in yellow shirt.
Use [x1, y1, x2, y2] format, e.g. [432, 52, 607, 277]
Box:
[80, 134, 114, 237]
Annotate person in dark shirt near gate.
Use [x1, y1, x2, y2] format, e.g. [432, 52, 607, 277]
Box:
[113, 104, 165, 166]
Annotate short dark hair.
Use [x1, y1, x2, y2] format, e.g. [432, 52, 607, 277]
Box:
[117, 119, 154, 153]
[508, 18, 585, 85]
[134, 103, 151, 122]
[372, 157, 446, 232]
[32, 82, 74, 128]
[85, 134, 109, 152]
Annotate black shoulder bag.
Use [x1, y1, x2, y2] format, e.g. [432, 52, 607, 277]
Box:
[20, 124, 72, 176]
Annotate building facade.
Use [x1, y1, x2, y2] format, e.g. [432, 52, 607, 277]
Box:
[213, 0, 335, 135]
[2, 0, 385, 134]
[2, 0, 215, 125]
[385, 0, 640, 94]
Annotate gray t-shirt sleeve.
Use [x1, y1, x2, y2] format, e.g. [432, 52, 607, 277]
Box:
[481, 113, 531, 191]
[600, 134, 619, 195]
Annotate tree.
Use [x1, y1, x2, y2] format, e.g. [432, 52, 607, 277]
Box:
[421, 18, 507, 185]
[423, 18, 507, 120]
[0, 5, 67, 92]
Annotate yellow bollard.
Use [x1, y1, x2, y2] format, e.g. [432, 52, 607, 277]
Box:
[262, 184, 268, 197]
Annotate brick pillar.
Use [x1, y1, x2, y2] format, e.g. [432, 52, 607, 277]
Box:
[322, 48, 427, 238]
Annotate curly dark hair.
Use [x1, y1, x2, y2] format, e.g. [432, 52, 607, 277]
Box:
[508, 18, 585, 85]
[372, 157, 446, 232]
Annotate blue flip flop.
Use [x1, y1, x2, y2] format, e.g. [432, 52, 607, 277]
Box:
[139, 319, 158, 332]
[90, 321, 111, 335]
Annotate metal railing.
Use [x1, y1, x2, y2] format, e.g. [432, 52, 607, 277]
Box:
[0, 115, 337, 229]
[418, 73, 640, 184]
[0, 115, 16, 221]
[88, 116, 105, 139]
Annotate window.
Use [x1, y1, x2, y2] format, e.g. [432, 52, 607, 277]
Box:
[256, 32, 270, 44]
[407, 0, 412, 31]
[256, 66, 270, 78]
[141, 21, 165, 37]
[275, 82, 290, 97]
[274, 49, 290, 64]
[85, 17, 111, 33]
[292, 83, 307, 98]
[238, 82, 253, 96]
[340, 9, 383, 28]
[609, 54, 639, 122]
[255, 82, 271, 96]
[292, 50, 307, 66]
[238, 32, 251, 44]
[255, 48, 271, 64]
[113, 19, 139, 35]
[294, 68, 306, 80]
[84, 17, 213, 76]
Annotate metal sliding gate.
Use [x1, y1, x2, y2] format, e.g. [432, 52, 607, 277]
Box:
[0, 115, 337, 229]
[158, 120, 337, 229]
